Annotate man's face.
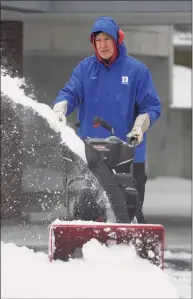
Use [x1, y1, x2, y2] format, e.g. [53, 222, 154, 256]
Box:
[95, 32, 114, 60]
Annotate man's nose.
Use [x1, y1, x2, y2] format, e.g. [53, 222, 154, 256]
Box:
[100, 39, 107, 47]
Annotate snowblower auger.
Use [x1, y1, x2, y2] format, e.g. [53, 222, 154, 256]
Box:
[49, 117, 165, 269]
[49, 222, 164, 268]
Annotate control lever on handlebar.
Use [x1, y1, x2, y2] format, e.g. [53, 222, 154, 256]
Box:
[93, 117, 115, 136]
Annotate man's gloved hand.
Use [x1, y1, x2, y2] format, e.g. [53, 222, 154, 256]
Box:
[127, 125, 143, 145]
[127, 113, 150, 145]
[53, 100, 68, 125]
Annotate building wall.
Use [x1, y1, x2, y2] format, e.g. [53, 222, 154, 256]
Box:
[1, 1, 51, 12]
[23, 23, 172, 57]
[23, 54, 192, 179]
[2, 0, 191, 16]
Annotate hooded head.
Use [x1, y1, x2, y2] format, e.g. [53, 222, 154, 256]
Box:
[90, 17, 126, 66]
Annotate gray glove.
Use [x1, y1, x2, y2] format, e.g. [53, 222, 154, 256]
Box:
[53, 100, 68, 125]
[127, 113, 150, 145]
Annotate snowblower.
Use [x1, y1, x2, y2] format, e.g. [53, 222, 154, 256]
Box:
[49, 117, 164, 268]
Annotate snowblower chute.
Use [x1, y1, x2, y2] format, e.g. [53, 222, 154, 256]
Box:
[49, 117, 165, 268]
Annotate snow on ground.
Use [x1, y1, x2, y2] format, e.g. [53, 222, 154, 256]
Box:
[166, 269, 191, 299]
[165, 250, 192, 261]
[2, 240, 180, 299]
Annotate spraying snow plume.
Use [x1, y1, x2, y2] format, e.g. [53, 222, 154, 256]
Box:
[1, 70, 87, 162]
[1, 70, 110, 219]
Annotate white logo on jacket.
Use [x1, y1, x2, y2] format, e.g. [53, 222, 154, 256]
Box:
[122, 76, 128, 84]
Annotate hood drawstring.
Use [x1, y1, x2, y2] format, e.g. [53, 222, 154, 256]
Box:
[91, 34, 119, 67]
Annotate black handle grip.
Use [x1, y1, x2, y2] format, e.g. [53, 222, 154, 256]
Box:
[127, 136, 138, 147]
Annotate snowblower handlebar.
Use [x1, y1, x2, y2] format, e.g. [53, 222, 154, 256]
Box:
[75, 117, 138, 148]
[92, 117, 138, 148]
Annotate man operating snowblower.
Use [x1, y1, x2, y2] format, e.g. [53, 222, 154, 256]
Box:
[53, 16, 161, 224]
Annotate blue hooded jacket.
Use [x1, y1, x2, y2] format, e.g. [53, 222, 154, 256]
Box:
[54, 17, 161, 163]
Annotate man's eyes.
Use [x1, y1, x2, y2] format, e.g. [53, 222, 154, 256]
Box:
[96, 38, 111, 42]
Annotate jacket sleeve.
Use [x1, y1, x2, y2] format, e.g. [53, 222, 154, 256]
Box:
[54, 62, 83, 116]
[136, 64, 161, 126]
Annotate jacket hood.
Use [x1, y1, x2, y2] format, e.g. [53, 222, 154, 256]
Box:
[90, 16, 127, 57]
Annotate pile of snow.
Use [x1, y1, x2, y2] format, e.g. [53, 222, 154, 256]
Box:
[172, 65, 191, 109]
[1, 240, 179, 299]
